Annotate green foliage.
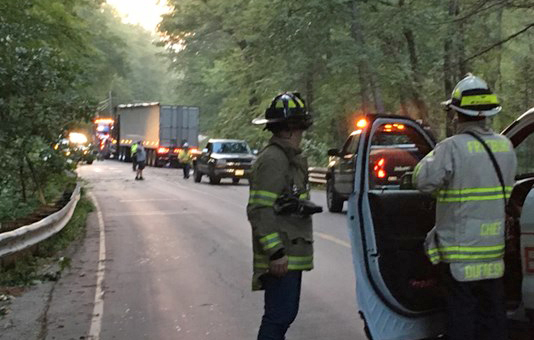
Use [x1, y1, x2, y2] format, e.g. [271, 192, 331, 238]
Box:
[0, 1, 175, 217]
[160, 0, 534, 162]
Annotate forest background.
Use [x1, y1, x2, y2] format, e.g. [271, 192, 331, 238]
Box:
[0, 0, 533, 222]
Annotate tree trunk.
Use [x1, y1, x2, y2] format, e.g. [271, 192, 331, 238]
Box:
[369, 73, 385, 114]
[403, 27, 429, 122]
[25, 155, 46, 204]
[492, 7, 504, 91]
[351, 0, 371, 113]
[18, 158, 27, 203]
[444, 0, 459, 137]
[305, 66, 315, 114]
[457, 16, 468, 78]
[350, 0, 384, 114]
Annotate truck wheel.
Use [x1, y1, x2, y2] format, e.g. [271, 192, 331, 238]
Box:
[194, 167, 202, 183]
[232, 178, 240, 185]
[209, 175, 221, 185]
[327, 178, 344, 213]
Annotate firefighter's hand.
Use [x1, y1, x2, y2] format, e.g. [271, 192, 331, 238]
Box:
[269, 256, 289, 277]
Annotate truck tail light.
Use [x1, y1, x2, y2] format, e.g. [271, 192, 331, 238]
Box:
[525, 247, 534, 273]
[157, 147, 170, 154]
[373, 158, 387, 179]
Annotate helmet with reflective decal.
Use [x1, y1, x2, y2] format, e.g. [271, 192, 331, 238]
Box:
[252, 92, 312, 130]
[442, 74, 501, 117]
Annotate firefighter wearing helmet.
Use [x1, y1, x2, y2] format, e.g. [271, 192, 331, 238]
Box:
[413, 74, 517, 340]
[247, 92, 322, 340]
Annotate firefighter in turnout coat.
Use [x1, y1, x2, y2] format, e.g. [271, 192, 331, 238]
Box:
[414, 74, 517, 340]
[247, 92, 322, 340]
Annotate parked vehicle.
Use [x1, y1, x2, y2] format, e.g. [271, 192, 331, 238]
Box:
[57, 133, 96, 165]
[93, 117, 114, 159]
[114, 103, 199, 167]
[326, 119, 435, 212]
[344, 110, 534, 339]
[193, 139, 255, 184]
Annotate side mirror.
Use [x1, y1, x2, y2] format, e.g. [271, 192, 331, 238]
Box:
[327, 148, 339, 157]
[202, 148, 209, 154]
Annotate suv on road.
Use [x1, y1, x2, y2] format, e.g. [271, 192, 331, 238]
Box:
[193, 139, 256, 185]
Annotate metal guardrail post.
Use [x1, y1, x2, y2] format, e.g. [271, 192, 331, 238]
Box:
[0, 183, 82, 260]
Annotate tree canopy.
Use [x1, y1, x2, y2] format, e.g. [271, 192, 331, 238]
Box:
[159, 0, 534, 163]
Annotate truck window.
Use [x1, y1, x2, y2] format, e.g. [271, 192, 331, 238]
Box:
[214, 142, 250, 154]
[369, 123, 432, 189]
[341, 132, 361, 159]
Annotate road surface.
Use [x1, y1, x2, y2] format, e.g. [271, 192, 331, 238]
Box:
[46, 160, 367, 340]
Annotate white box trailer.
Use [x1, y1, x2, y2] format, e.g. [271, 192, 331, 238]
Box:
[115, 102, 199, 167]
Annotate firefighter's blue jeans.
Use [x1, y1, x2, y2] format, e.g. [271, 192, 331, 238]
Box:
[441, 264, 507, 340]
[257, 271, 302, 340]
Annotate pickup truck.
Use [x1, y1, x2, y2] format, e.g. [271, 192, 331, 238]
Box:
[340, 110, 534, 339]
[193, 139, 256, 185]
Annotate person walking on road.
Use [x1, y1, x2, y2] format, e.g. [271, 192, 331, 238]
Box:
[178, 142, 193, 179]
[413, 74, 517, 340]
[248, 92, 321, 340]
[131, 141, 138, 171]
[135, 141, 146, 181]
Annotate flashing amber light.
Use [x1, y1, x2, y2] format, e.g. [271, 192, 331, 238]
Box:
[377, 170, 386, 178]
[356, 119, 368, 129]
[173, 148, 182, 154]
[94, 118, 114, 124]
[158, 147, 170, 154]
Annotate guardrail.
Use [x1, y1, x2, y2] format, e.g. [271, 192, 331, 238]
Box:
[0, 183, 81, 261]
[308, 167, 328, 184]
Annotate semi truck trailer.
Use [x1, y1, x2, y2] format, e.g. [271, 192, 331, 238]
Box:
[114, 102, 199, 167]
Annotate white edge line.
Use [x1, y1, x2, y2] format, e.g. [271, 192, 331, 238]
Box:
[88, 192, 106, 340]
[315, 231, 351, 248]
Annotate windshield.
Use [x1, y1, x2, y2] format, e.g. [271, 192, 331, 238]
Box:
[213, 142, 250, 154]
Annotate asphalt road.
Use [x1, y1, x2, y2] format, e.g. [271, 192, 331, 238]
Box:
[47, 160, 367, 340]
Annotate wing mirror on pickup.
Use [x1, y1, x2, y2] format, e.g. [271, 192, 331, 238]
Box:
[202, 148, 209, 154]
[327, 148, 340, 157]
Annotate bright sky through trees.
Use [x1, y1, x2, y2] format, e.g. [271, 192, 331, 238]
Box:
[106, 0, 170, 32]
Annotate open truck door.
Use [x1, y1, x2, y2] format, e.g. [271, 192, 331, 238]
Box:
[501, 108, 534, 328]
[348, 110, 534, 339]
[347, 116, 445, 340]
